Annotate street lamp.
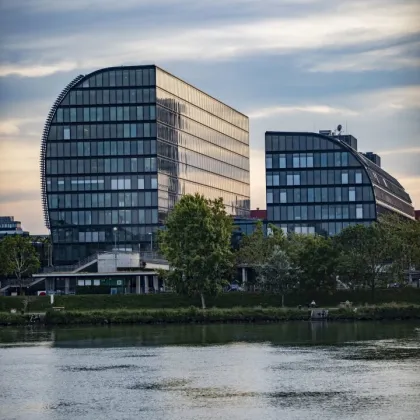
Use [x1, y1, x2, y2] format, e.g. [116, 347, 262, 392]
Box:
[148, 232, 153, 256]
[113, 227, 118, 250]
[113, 227, 118, 271]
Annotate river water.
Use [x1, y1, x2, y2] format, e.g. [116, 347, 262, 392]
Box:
[0, 322, 419, 420]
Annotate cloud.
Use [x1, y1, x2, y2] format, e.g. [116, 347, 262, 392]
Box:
[379, 147, 420, 156]
[1, 0, 419, 78]
[0, 0, 323, 13]
[0, 62, 78, 78]
[248, 105, 358, 119]
[0, 121, 20, 136]
[361, 85, 420, 112]
[0, 117, 45, 137]
[308, 41, 420, 73]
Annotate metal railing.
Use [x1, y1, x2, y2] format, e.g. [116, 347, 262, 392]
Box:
[41, 250, 169, 273]
[42, 252, 99, 273]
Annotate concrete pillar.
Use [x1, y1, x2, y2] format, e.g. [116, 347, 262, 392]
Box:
[242, 267, 248, 286]
[65, 278, 70, 295]
[136, 276, 142, 294]
[153, 275, 159, 292]
[144, 276, 149, 294]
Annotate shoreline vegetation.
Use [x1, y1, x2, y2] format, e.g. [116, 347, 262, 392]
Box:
[1, 304, 420, 326]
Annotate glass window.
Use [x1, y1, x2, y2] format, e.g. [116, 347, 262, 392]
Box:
[151, 176, 157, 189]
[341, 172, 348, 184]
[334, 152, 341, 167]
[294, 174, 300, 186]
[349, 187, 356, 201]
[267, 191, 273, 204]
[307, 153, 314, 168]
[355, 171, 363, 184]
[308, 188, 314, 203]
[356, 204, 363, 219]
[280, 191, 287, 203]
[342, 152, 348, 166]
[279, 154, 286, 169]
[293, 154, 300, 168]
[64, 127, 70, 140]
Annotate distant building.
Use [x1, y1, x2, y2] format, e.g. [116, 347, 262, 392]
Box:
[0, 216, 29, 238]
[265, 131, 415, 236]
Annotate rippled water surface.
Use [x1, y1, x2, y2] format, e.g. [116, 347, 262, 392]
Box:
[0, 322, 419, 420]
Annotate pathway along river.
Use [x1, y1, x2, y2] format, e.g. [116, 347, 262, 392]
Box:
[0, 322, 419, 420]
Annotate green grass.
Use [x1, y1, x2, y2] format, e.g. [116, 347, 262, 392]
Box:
[2, 304, 419, 326]
[31, 304, 420, 326]
[1, 288, 420, 313]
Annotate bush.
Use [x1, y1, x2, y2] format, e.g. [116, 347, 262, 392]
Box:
[1, 288, 419, 314]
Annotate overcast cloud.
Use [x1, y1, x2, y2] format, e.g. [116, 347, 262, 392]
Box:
[0, 0, 419, 233]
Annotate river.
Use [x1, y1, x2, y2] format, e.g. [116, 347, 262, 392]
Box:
[0, 322, 419, 420]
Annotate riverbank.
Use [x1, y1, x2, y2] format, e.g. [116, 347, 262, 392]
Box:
[2, 289, 420, 314]
[1, 304, 420, 326]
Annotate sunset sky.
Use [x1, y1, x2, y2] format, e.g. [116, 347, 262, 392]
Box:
[0, 0, 419, 234]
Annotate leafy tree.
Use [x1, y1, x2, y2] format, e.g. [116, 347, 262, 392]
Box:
[287, 233, 338, 293]
[0, 236, 40, 294]
[256, 246, 299, 306]
[158, 194, 233, 309]
[236, 221, 286, 266]
[334, 223, 394, 299]
[379, 214, 420, 279]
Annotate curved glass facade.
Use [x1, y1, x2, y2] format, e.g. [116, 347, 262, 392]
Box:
[265, 132, 414, 236]
[42, 66, 250, 265]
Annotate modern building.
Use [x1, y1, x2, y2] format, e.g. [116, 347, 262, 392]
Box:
[0, 216, 29, 238]
[41, 65, 250, 265]
[265, 131, 415, 236]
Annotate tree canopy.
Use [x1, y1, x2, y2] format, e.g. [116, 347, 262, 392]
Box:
[334, 222, 394, 298]
[159, 193, 233, 308]
[256, 246, 299, 306]
[0, 236, 40, 293]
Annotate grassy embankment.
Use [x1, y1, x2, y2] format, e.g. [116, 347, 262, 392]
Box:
[1, 290, 419, 325]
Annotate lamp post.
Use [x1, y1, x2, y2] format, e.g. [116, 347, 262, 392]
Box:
[113, 227, 118, 271]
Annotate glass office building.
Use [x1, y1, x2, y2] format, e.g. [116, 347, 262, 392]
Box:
[265, 131, 415, 236]
[41, 66, 250, 265]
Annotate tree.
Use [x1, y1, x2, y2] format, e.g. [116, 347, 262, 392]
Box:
[256, 246, 299, 307]
[0, 236, 40, 294]
[378, 214, 420, 280]
[158, 194, 233, 309]
[334, 223, 394, 299]
[236, 221, 286, 266]
[287, 233, 338, 293]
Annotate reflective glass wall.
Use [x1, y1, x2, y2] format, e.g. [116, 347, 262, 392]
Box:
[155, 68, 250, 220]
[265, 132, 377, 236]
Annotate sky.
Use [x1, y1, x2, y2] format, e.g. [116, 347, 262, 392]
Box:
[0, 0, 419, 234]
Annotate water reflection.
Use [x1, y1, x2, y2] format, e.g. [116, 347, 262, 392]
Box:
[0, 321, 418, 348]
[0, 322, 419, 420]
